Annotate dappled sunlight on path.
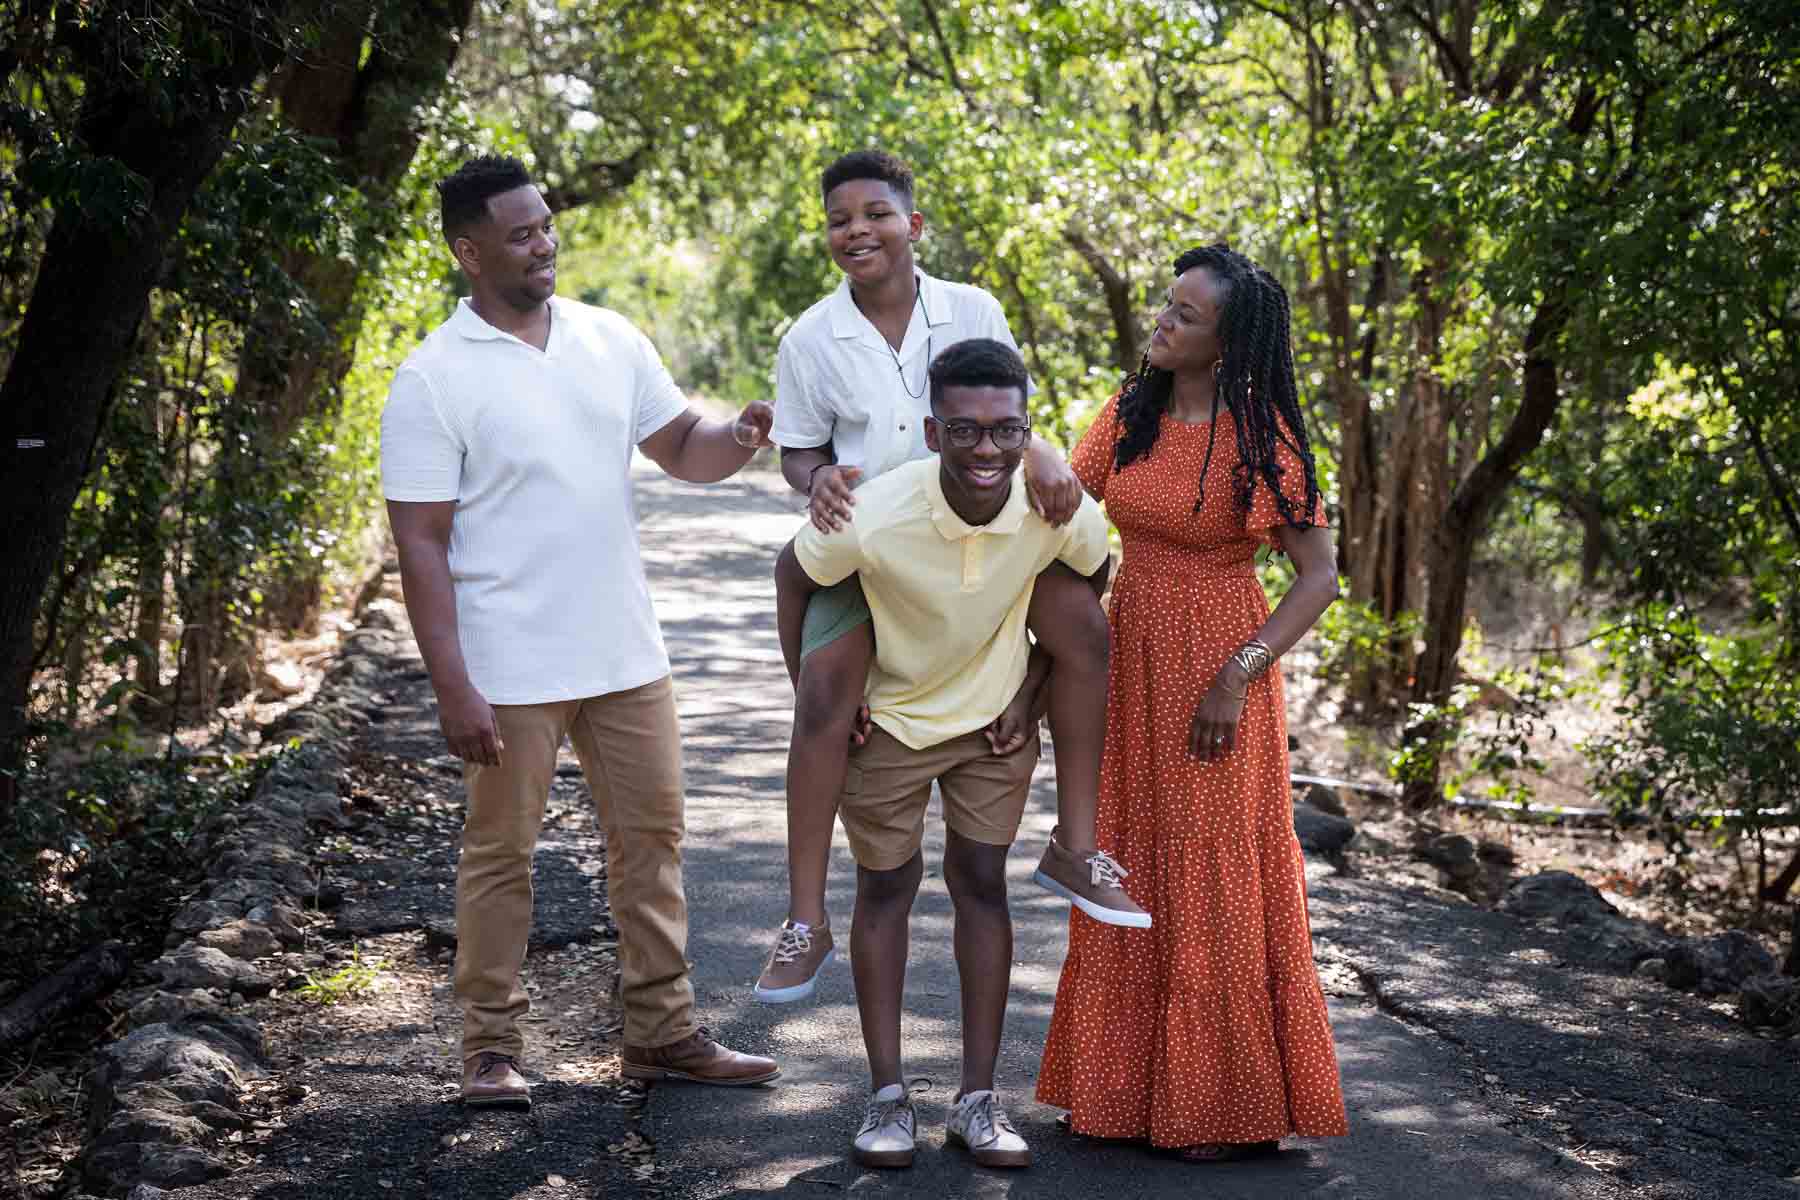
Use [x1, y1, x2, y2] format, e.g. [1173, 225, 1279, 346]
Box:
[162, 458, 1795, 1200]
[633, 462, 1631, 1200]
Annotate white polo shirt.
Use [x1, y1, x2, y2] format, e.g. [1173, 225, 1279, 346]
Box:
[771, 271, 1023, 482]
[380, 296, 687, 705]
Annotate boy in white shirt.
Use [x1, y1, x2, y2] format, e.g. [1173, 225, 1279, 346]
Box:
[754, 151, 1148, 1005]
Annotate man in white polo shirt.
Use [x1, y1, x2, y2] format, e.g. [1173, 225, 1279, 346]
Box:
[381, 155, 779, 1109]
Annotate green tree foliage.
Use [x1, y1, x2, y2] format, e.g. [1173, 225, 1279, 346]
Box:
[4, 0, 1799, 979]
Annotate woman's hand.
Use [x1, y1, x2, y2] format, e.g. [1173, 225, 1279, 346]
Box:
[808, 465, 862, 532]
[1188, 664, 1250, 762]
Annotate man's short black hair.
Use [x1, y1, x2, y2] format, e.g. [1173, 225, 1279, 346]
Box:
[820, 149, 915, 209]
[437, 155, 534, 246]
[927, 338, 1030, 413]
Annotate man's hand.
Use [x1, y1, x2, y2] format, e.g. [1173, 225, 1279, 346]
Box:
[851, 702, 873, 747]
[1023, 438, 1082, 527]
[986, 687, 1039, 755]
[808, 465, 863, 532]
[438, 682, 504, 766]
[733, 400, 775, 449]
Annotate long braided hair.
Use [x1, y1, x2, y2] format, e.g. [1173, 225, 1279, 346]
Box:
[1114, 244, 1321, 527]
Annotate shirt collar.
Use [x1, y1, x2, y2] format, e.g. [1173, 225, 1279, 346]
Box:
[923, 462, 1028, 540]
[828, 270, 955, 342]
[450, 295, 560, 351]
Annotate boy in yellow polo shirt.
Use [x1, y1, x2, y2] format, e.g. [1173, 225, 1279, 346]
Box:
[773, 340, 1115, 1172]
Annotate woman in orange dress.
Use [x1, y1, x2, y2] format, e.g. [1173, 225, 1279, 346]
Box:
[1037, 244, 1348, 1161]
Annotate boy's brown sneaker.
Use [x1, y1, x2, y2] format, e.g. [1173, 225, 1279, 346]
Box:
[461, 1051, 531, 1108]
[1033, 830, 1152, 928]
[752, 919, 835, 1003]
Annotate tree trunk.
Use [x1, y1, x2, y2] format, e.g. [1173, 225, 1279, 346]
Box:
[1402, 292, 1570, 810]
[1063, 226, 1141, 373]
[1762, 847, 1800, 905]
[0, 6, 292, 805]
[182, 0, 475, 695]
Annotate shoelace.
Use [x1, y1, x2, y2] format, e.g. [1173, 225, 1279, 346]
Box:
[860, 1095, 914, 1136]
[958, 1093, 1017, 1146]
[475, 1052, 516, 1078]
[1086, 848, 1130, 889]
[772, 924, 815, 965]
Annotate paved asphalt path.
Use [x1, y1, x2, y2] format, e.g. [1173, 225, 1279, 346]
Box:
[633, 460, 1627, 1200]
[158, 458, 1799, 1200]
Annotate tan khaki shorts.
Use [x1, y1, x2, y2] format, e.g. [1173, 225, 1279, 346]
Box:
[839, 725, 1041, 871]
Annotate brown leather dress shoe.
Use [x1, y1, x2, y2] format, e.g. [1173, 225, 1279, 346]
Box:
[621, 1028, 780, 1086]
[461, 1051, 531, 1108]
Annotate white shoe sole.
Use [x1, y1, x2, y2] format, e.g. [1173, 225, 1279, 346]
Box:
[946, 1127, 1033, 1168]
[1033, 870, 1153, 928]
[753, 945, 836, 1003]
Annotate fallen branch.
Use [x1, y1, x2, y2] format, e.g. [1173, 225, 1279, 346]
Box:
[1288, 773, 1800, 830]
[0, 940, 130, 1052]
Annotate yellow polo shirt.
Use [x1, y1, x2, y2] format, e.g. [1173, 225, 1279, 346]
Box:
[793, 457, 1110, 750]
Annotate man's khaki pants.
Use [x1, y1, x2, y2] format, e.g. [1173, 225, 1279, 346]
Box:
[456, 674, 696, 1061]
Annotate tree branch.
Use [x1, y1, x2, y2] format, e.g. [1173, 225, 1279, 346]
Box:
[539, 144, 654, 213]
[1738, 402, 1800, 555]
[1062, 227, 1141, 373]
[915, 0, 982, 121]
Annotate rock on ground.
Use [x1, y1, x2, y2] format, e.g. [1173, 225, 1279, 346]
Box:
[150, 945, 273, 997]
[1498, 870, 1663, 968]
[1662, 929, 1779, 996]
[1293, 802, 1356, 854]
[81, 1014, 268, 1192]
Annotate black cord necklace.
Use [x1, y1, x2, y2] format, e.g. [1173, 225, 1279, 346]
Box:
[884, 275, 930, 400]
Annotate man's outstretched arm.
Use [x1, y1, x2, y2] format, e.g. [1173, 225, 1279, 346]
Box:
[638, 400, 774, 483]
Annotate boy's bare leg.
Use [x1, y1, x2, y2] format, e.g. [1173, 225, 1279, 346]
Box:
[786, 623, 873, 924]
[755, 619, 874, 1001]
[1026, 563, 1150, 928]
[851, 851, 924, 1090]
[940, 830, 1012, 1096]
[1024, 563, 1109, 853]
[941, 829, 1033, 1168]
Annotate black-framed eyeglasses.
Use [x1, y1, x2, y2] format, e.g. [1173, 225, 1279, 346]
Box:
[929, 417, 1032, 450]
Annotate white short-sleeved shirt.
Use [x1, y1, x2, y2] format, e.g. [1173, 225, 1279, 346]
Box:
[772, 271, 1023, 482]
[380, 296, 687, 705]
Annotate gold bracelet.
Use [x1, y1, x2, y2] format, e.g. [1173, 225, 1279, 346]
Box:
[1229, 639, 1274, 682]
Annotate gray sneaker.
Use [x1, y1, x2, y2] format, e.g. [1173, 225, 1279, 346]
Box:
[946, 1089, 1031, 1168]
[852, 1083, 916, 1169]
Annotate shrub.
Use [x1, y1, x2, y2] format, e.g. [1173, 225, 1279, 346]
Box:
[1584, 607, 1800, 902]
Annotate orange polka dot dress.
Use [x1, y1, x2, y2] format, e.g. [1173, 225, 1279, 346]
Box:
[1036, 394, 1348, 1148]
